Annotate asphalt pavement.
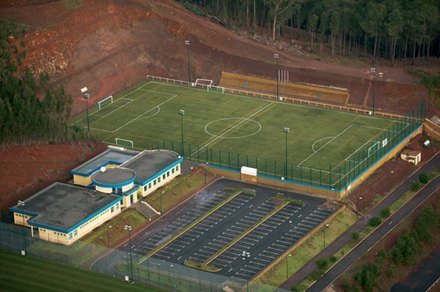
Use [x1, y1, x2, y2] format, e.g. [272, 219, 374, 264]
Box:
[281, 152, 440, 290]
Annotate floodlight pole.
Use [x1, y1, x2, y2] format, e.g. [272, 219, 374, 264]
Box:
[369, 68, 383, 115]
[83, 92, 90, 131]
[18, 200, 26, 253]
[283, 127, 290, 179]
[179, 110, 185, 157]
[124, 225, 133, 282]
[286, 253, 292, 279]
[274, 53, 280, 100]
[324, 223, 330, 247]
[185, 40, 191, 85]
[106, 225, 112, 268]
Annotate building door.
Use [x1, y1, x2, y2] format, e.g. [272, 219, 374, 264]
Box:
[130, 194, 133, 205]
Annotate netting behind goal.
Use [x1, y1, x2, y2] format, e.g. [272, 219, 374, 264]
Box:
[115, 138, 134, 148]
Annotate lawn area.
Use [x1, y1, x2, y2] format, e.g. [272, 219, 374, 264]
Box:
[71, 80, 402, 189]
[255, 207, 357, 287]
[27, 208, 146, 268]
[146, 167, 214, 212]
[0, 250, 163, 292]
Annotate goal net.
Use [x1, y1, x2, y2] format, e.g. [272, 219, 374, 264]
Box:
[194, 79, 213, 87]
[97, 95, 113, 110]
[367, 141, 380, 157]
[115, 138, 134, 148]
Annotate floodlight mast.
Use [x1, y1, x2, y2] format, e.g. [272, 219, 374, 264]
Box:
[274, 53, 280, 100]
[81, 87, 90, 131]
[185, 40, 191, 85]
[283, 127, 290, 179]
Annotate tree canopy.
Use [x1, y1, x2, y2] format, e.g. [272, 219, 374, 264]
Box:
[180, 0, 440, 61]
[0, 19, 89, 145]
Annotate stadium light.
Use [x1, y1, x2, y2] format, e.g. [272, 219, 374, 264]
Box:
[179, 110, 185, 156]
[283, 127, 290, 179]
[323, 223, 330, 247]
[124, 225, 133, 282]
[369, 67, 384, 115]
[286, 253, 292, 279]
[274, 53, 280, 100]
[185, 40, 191, 85]
[82, 87, 90, 132]
[17, 200, 27, 254]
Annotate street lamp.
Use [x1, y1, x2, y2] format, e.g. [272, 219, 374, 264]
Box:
[124, 225, 133, 282]
[368, 67, 384, 115]
[106, 225, 112, 268]
[179, 109, 185, 156]
[17, 200, 26, 254]
[274, 53, 280, 100]
[286, 253, 292, 279]
[160, 190, 165, 213]
[204, 162, 209, 184]
[323, 223, 330, 247]
[81, 87, 90, 131]
[185, 40, 191, 84]
[283, 127, 290, 179]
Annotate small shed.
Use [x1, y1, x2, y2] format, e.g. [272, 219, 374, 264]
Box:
[400, 149, 421, 165]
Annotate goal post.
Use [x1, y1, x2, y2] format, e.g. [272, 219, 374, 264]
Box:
[367, 141, 380, 157]
[115, 138, 134, 148]
[97, 95, 114, 110]
[194, 79, 213, 87]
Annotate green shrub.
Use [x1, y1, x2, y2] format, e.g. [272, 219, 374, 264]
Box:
[419, 173, 429, 184]
[330, 255, 337, 263]
[380, 207, 390, 218]
[368, 216, 382, 227]
[411, 181, 421, 192]
[61, 0, 82, 9]
[351, 232, 360, 241]
[316, 258, 329, 270]
[342, 281, 351, 292]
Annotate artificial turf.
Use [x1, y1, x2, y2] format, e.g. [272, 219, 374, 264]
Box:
[72, 80, 393, 173]
[0, 250, 163, 292]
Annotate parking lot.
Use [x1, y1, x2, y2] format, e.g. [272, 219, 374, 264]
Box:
[125, 179, 335, 281]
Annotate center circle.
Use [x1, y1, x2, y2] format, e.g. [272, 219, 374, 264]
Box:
[204, 118, 262, 139]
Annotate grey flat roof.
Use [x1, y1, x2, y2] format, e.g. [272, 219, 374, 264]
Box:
[71, 148, 138, 176]
[11, 182, 120, 233]
[92, 167, 136, 186]
[122, 150, 181, 183]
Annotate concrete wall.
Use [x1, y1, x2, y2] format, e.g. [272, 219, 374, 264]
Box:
[73, 164, 120, 186]
[138, 164, 181, 197]
[13, 213, 32, 227]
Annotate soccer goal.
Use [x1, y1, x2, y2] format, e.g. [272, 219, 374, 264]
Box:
[194, 79, 213, 88]
[97, 95, 113, 110]
[367, 141, 381, 157]
[208, 85, 225, 94]
[115, 138, 134, 148]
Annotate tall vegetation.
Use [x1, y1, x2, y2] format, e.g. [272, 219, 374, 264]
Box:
[0, 20, 89, 145]
[180, 0, 440, 61]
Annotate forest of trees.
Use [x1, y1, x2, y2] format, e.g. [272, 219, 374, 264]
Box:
[180, 0, 440, 62]
[0, 20, 89, 145]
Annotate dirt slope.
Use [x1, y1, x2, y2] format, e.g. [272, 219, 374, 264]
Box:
[0, 0, 435, 116]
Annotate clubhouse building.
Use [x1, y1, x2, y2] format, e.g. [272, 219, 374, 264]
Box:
[10, 147, 182, 245]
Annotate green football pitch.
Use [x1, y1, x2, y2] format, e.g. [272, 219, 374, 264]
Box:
[0, 250, 163, 292]
[72, 80, 399, 181]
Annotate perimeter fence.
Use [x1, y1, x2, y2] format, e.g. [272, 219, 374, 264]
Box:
[144, 102, 425, 191]
[0, 222, 286, 292]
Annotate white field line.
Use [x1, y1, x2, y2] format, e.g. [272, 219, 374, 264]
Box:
[95, 98, 134, 119]
[297, 124, 354, 167]
[331, 121, 411, 187]
[195, 101, 275, 154]
[101, 94, 177, 134]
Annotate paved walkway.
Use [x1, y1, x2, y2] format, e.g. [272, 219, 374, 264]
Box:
[281, 152, 440, 290]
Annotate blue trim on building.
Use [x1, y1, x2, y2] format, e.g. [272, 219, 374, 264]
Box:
[71, 160, 123, 176]
[24, 197, 123, 234]
[9, 208, 38, 217]
[122, 187, 138, 196]
[92, 177, 136, 189]
[136, 157, 183, 186]
[66, 198, 123, 233]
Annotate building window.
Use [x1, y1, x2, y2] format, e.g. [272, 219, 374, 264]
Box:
[153, 180, 156, 186]
[74, 230, 78, 237]
[172, 168, 175, 174]
[167, 171, 170, 177]
[176, 165, 179, 171]
[148, 182, 152, 189]
[158, 177, 161, 183]
[115, 203, 119, 210]
[111, 206, 114, 213]
[162, 174, 166, 179]
[144, 185, 147, 192]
